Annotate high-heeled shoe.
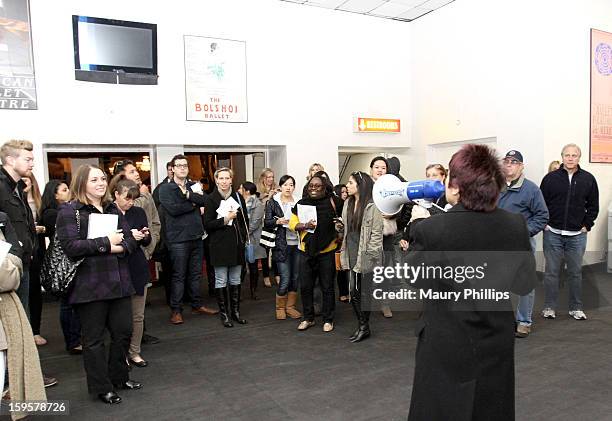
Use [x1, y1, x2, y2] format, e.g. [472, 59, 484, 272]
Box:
[129, 357, 148, 368]
[98, 391, 122, 404]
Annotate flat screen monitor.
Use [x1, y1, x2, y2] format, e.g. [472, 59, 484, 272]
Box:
[72, 15, 157, 75]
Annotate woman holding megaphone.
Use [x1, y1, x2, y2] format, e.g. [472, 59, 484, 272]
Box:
[338, 171, 383, 342]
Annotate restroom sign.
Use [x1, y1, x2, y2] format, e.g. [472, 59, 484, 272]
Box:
[355, 117, 401, 133]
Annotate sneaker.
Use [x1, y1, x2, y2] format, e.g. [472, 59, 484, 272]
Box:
[542, 308, 556, 319]
[297, 320, 315, 331]
[43, 375, 58, 388]
[569, 310, 587, 320]
[323, 322, 334, 332]
[515, 324, 531, 338]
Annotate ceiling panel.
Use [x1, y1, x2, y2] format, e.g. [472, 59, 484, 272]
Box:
[280, 0, 455, 22]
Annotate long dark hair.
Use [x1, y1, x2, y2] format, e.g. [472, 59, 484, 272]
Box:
[40, 180, 66, 214]
[346, 171, 374, 232]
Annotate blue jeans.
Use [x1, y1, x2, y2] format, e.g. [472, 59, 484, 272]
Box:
[516, 237, 537, 326]
[168, 240, 203, 312]
[214, 265, 242, 288]
[543, 230, 587, 311]
[276, 245, 299, 296]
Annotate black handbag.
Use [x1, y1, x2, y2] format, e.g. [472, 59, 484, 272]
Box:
[40, 209, 84, 296]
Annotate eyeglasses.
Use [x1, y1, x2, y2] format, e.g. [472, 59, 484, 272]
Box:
[502, 159, 521, 166]
[174, 164, 189, 169]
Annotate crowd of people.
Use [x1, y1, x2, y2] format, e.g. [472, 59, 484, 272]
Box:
[0, 139, 600, 419]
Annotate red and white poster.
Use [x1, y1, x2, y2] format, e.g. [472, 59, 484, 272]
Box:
[590, 28, 612, 163]
[184, 35, 247, 123]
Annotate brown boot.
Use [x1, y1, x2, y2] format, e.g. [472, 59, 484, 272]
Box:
[276, 295, 287, 320]
[286, 292, 302, 319]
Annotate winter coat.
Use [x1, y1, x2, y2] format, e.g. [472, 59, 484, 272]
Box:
[56, 201, 137, 304]
[264, 192, 298, 263]
[158, 179, 207, 243]
[245, 196, 267, 260]
[203, 189, 249, 267]
[498, 174, 549, 238]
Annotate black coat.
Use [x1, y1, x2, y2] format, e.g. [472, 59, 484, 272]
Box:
[158, 179, 207, 243]
[405, 204, 536, 421]
[124, 206, 152, 295]
[0, 167, 36, 262]
[203, 189, 249, 267]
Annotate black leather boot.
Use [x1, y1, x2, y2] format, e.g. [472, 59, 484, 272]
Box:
[352, 310, 371, 343]
[229, 285, 248, 324]
[216, 287, 233, 328]
[349, 291, 361, 341]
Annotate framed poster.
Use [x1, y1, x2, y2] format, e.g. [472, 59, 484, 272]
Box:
[184, 35, 247, 123]
[590, 28, 612, 163]
[0, 0, 37, 110]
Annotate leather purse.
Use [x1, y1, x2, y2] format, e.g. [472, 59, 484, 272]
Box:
[40, 209, 84, 296]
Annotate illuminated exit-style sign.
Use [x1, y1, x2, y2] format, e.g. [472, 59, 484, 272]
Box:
[354, 117, 401, 133]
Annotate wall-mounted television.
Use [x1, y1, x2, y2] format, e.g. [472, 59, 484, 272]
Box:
[72, 15, 158, 85]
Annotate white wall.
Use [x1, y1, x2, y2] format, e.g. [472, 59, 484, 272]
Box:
[407, 0, 612, 259]
[1, 0, 412, 185]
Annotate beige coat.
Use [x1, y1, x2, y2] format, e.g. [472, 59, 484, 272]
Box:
[340, 202, 384, 274]
[0, 230, 46, 420]
[134, 191, 161, 260]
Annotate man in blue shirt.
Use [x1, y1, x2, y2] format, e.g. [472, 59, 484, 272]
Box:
[498, 150, 549, 337]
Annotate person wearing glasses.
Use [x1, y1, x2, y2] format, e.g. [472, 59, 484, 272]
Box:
[290, 174, 343, 332]
[158, 155, 217, 325]
[338, 171, 383, 343]
[498, 150, 548, 338]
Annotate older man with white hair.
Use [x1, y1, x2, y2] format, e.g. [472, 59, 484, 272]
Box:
[539, 143, 599, 321]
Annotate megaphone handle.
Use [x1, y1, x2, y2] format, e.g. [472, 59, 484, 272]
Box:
[431, 202, 447, 213]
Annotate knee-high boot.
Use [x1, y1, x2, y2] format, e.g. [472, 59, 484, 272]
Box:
[216, 287, 233, 328]
[229, 285, 248, 324]
[349, 287, 370, 343]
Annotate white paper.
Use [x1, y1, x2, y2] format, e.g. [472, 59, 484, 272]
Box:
[282, 203, 293, 227]
[297, 204, 317, 233]
[87, 213, 119, 239]
[190, 182, 203, 195]
[216, 196, 241, 226]
[0, 240, 11, 265]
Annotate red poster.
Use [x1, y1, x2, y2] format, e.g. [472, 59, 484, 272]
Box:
[590, 28, 612, 162]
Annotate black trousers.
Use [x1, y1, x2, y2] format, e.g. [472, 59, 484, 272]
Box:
[337, 270, 349, 297]
[28, 258, 43, 335]
[75, 297, 133, 394]
[299, 251, 336, 323]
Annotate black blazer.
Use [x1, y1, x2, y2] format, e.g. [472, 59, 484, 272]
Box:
[405, 204, 536, 421]
[123, 206, 152, 295]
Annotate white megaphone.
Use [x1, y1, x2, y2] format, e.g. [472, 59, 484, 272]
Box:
[373, 174, 445, 215]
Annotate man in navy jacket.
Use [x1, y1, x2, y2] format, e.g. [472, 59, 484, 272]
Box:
[498, 150, 549, 337]
[539, 144, 599, 321]
[158, 154, 217, 324]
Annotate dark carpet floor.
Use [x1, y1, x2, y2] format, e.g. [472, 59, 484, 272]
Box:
[27, 264, 612, 420]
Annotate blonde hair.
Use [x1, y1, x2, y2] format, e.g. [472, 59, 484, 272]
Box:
[548, 160, 561, 173]
[70, 165, 111, 206]
[307, 163, 324, 180]
[257, 168, 276, 195]
[0, 139, 33, 165]
[214, 167, 233, 179]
